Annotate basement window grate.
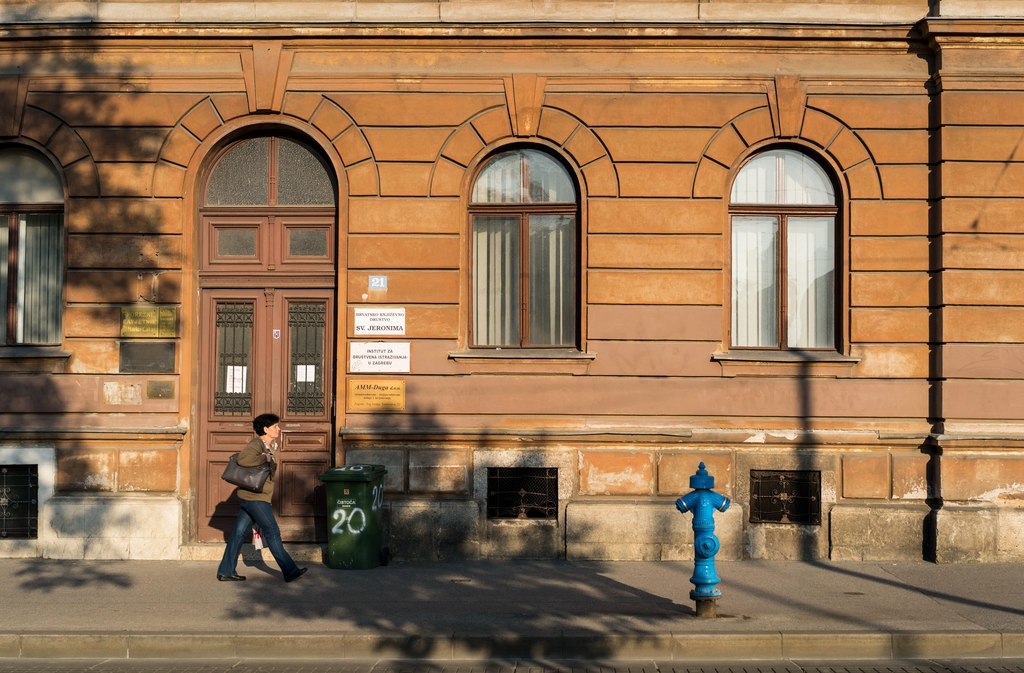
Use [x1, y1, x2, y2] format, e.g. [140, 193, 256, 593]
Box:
[749, 469, 820, 525]
[487, 467, 558, 520]
[0, 465, 38, 539]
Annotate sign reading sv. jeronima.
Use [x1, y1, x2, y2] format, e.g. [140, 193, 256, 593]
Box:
[348, 379, 406, 411]
[353, 307, 405, 335]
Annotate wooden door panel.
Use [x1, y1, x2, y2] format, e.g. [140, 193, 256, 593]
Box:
[277, 458, 329, 517]
[205, 459, 240, 517]
[276, 216, 336, 271]
[208, 431, 254, 453]
[281, 431, 329, 451]
[202, 216, 271, 273]
[198, 288, 335, 543]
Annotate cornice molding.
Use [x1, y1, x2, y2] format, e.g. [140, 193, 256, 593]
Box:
[0, 1, 931, 27]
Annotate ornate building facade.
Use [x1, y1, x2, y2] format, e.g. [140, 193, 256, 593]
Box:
[1, 0, 1022, 562]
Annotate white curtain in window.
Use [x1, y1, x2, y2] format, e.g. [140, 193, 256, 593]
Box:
[17, 213, 63, 344]
[732, 216, 778, 347]
[473, 216, 520, 345]
[787, 217, 835, 349]
[0, 219, 8, 343]
[528, 215, 575, 346]
[472, 153, 522, 204]
[782, 154, 834, 205]
[731, 150, 835, 206]
[0, 148, 63, 203]
[731, 152, 779, 204]
[524, 150, 576, 203]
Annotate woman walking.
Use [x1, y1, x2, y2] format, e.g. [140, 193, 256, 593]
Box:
[217, 413, 307, 583]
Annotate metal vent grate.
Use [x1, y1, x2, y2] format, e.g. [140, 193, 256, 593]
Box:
[749, 469, 820, 525]
[487, 467, 558, 520]
[1, 465, 38, 539]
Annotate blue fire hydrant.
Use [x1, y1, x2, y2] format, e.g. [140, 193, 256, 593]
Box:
[675, 462, 730, 617]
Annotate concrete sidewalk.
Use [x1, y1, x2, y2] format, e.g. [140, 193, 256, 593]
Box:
[1, 554, 1023, 661]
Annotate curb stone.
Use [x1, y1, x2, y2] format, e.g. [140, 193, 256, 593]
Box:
[2, 632, 1023, 661]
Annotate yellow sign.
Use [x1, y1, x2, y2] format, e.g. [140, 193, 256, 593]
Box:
[347, 379, 406, 411]
[121, 307, 177, 338]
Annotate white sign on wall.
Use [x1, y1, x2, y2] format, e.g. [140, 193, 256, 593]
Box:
[349, 342, 411, 373]
[353, 307, 406, 336]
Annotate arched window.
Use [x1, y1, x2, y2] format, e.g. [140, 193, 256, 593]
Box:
[0, 147, 64, 345]
[470, 148, 578, 348]
[206, 135, 335, 208]
[729, 148, 838, 350]
[202, 135, 336, 271]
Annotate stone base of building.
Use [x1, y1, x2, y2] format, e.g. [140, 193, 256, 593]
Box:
[829, 503, 933, 561]
[565, 501, 744, 561]
[934, 505, 1024, 563]
[179, 543, 326, 563]
[371, 499, 1021, 564]
[32, 494, 182, 560]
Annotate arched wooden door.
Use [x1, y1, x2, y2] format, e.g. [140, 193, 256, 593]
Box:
[197, 135, 337, 542]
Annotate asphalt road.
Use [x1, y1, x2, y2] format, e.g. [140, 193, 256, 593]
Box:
[1, 660, 1023, 673]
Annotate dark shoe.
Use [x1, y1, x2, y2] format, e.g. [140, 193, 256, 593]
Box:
[284, 567, 307, 583]
[217, 573, 246, 581]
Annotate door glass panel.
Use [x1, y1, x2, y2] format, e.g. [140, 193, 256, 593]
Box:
[214, 302, 253, 416]
[473, 215, 520, 345]
[288, 302, 326, 415]
[277, 138, 335, 206]
[207, 138, 269, 206]
[289, 229, 328, 257]
[217, 228, 257, 257]
[528, 215, 575, 346]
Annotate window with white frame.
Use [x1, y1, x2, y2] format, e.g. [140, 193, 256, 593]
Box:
[469, 148, 578, 348]
[0, 147, 64, 345]
[730, 148, 838, 350]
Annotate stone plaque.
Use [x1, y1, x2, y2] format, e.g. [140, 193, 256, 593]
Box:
[347, 379, 405, 411]
[147, 381, 176, 399]
[120, 307, 177, 338]
[120, 342, 176, 374]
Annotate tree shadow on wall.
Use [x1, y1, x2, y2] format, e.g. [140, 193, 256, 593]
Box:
[0, 12, 179, 566]
[5, 5, 181, 359]
[349, 402, 547, 564]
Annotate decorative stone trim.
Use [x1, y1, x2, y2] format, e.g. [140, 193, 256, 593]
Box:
[0, 2, 968, 27]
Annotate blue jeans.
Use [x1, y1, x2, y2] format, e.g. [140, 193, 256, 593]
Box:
[218, 499, 300, 579]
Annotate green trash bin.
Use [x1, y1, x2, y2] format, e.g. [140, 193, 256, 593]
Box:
[318, 464, 388, 569]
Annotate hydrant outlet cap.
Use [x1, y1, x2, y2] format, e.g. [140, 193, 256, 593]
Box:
[690, 462, 715, 490]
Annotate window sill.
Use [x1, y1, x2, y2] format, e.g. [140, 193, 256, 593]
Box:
[448, 348, 594, 374]
[713, 350, 859, 363]
[450, 348, 595, 362]
[712, 349, 859, 377]
[0, 347, 72, 373]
